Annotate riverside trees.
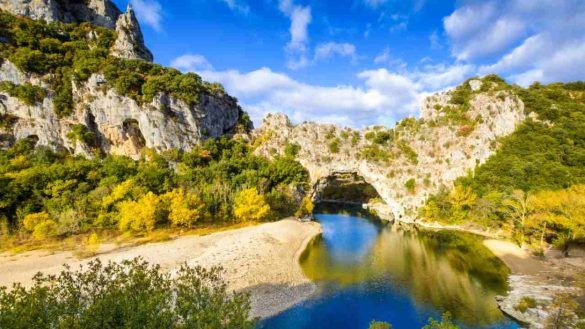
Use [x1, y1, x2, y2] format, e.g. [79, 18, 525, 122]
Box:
[0, 137, 309, 246]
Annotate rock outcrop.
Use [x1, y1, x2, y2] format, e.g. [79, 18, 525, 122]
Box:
[255, 79, 526, 221]
[111, 5, 153, 62]
[0, 60, 240, 159]
[0, 0, 153, 61]
[0, 0, 121, 28]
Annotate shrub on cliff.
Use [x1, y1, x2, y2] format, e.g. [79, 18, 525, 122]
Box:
[0, 258, 255, 329]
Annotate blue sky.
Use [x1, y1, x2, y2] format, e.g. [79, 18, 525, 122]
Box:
[112, 0, 585, 128]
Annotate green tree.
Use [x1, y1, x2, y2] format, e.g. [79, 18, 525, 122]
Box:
[369, 320, 392, 329]
[0, 258, 255, 329]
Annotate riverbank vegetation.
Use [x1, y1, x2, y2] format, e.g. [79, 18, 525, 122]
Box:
[422, 81, 585, 253]
[0, 258, 254, 328]
[0, 137, 309, 251]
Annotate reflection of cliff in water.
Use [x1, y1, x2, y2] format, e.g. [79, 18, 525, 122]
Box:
[300, 213, 510, 326]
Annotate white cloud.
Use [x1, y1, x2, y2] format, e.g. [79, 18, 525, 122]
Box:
[170, 54, 213, 72]
[314, 42, 356, 61]
[130, 0, 163, 31]
[171, 53, 475, 128]
[443, 0, 585, 85]
[278, 0, 312, 69]
[218, 0, 250, 14]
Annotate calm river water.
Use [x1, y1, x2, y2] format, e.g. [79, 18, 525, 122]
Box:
[260, 205, 519, 329]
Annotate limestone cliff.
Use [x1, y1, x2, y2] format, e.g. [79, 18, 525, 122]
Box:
[255, 78, 526, 221]
[111, 5, 153, 62]
[0, 0, 152, 61]
[0, 60, 240, 159]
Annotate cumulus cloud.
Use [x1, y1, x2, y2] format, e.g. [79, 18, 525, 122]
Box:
[170, 54, 213, 72]
[130, 0, 163, 31]
[278, 0, 312, 69]
[444, 0, 585, 85]
[314, 42, 356, 61]
[171, 54, 474, 128]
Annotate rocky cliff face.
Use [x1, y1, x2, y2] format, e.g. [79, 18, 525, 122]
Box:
[111, 5, 153, 62]
[0, 0, 121, 27]
[0, 61, 240, 159]
[255, 79, 526, 221]
[0, 0, 152, 61]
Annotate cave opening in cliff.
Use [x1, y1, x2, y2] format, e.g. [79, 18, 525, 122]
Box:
[314, 172, 384, 205]
[122, 119, 146, 149]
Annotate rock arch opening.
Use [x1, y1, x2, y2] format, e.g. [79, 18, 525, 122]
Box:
[313, 172, 385, 205]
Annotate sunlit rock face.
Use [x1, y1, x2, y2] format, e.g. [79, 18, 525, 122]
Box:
[0, 0, 121, 28]
[254, 80, 526, 220]
[0, 62, 240, 159]
[0, 0, 152, 61]
[111, 5, 153, 62]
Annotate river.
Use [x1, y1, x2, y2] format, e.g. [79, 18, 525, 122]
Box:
[260, 205, 519, 329]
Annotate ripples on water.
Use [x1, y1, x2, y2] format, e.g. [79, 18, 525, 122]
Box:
[260, 205, 519, 329]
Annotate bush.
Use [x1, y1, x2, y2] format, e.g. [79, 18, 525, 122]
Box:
[369, 320, 392, 329]
[0, 81, 46, 106]
[66, 124, 96, 147]
[118, 192, 161, 233]
[32, 219, 58, 240]
[405, 178, 416, 193]
[515, 296, 537, 313]
[22, 212, 50, 232]
[423, 312, 460, 329]
[165, 188, 205, 228]
[328, 139, 340, 153]
[295, 196, 314, 218]
[0, 258, 255, 329]
[233, 188, 270, 222]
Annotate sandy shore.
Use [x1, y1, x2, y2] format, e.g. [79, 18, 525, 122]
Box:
[0, 219, 322, 319]
[483, 239, 583, 328]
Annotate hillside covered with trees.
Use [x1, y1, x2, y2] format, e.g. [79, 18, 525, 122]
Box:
[422, 81, 585, 253]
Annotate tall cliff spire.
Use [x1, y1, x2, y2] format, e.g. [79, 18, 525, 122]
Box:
[111, 4, 154, 62]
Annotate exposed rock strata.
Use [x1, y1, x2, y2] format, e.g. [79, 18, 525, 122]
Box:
[0, 61, 240, 159]
[255, 80, 526, 221]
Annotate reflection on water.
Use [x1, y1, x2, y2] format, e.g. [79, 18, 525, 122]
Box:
[261, 206, 518, 329]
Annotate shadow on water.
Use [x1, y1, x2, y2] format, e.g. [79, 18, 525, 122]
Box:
[260, 203, 518, 329]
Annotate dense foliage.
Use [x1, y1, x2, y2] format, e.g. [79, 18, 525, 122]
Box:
[0, 137, 309, 245]
[0, 258, 254, 328]
[422, 81, 585, 251]
[0, 10, 242, 120]
[368, 313, 460, 329]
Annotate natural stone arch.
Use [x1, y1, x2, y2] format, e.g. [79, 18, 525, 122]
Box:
[312, 171, 383, 205]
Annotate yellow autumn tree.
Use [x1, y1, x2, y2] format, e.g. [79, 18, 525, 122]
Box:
[233, 188, 270, 222]
[118, 192, 160, 233]
[163, 188, 205, 228]
[295, 196, 314, 218]
[448, 184, 476, 221]
[22, 212, 58, 240]
[525, 184, 585, 255]
[102, 179, 135, 209]
[22, 212, 51, 232]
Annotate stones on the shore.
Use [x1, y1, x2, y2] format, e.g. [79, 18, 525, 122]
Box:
[496, 274, 579, 328]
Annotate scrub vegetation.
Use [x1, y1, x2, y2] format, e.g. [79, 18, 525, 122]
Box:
[421, 81, 585, 252]
[0, 137, 309, 250]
